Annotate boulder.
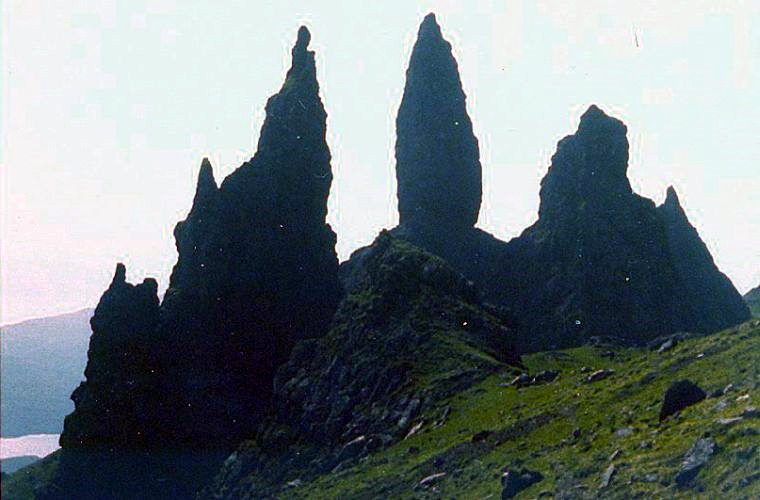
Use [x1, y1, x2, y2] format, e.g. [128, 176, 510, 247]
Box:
[675, 437, 715, 488]
[501, 468, 543, 498]
[660, 380, 707, 421]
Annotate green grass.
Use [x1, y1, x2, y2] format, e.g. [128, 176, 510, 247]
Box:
[1, 451, 61, 500]
[279, 319, 760, 499]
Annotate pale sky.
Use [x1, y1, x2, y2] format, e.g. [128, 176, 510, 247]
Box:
[2, 1, 759, 325]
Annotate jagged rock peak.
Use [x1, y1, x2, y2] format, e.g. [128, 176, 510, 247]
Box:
[111, 263, 126, 285]
[198, 158, 216, 189]
[663, 185, 682, 208]
[538, 105, 632, 218]
[418, 12, 442, 39]
[574, 104, 628, 151]
[281, 25, 317, 93]
[192, 158, 218, 207]
[395, 13, 481, 228]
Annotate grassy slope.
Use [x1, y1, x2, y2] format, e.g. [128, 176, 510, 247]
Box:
[4, 320, 757, 499]
[282, 319, 760, 499]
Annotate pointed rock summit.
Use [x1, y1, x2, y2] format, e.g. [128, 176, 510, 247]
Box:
[538, 105, 631, 220]
[657, 186, 750, 332]
[395, 13, 481, 228]
[344, 14, 507, 306]
[499, 106, 749, 348]
[62, 26, 341, 450]
[61, 264, 160, 448]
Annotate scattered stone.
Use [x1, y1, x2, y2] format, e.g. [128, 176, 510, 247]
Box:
[659, 380, 707, 421]
[599, 464, 616, 489]
[741, 406, 759, 418]
[723, 383, 734, 395]
[716, 417, 743, 426]
[509, 370, 559, 388]
[675, 437, 715, 488]
[739, 472, 760, 488]
[510, 374, 533, 388]
[713, 399, 730, 411]
[501, 468, 543, 499]
[736, 394, 750, 402]
[639, 440, 652, 450]
[580, 367, 591, 373]
[419, 472, 446, 487]
[657, 339, 675, 353]
[471, 430, 493, 443]
[609, 449, 621, 461]
[337, 435, 367, 462]
[600, 350, 616, 359]
[533, 370, 560, 383]
[405, 421, 424, 439]
[615, 427, 634, 438]
[586, 369, 615, 383]
[285, 479, 303, 488]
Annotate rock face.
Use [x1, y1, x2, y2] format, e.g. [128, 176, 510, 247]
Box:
[745, 284, 760, 316]
[345, 16, 748, 353]
[497, 106, 750, 349]
[60, 264, 160, 448]
[344, 13, 509, 305]
[204, 233, 521, 498]
[162, 25, 340, 445]
[395, 13, 481, 228]
[657, 187, 751, 332]
[277, 233, 518, 446]
[61, 26, 341, 450]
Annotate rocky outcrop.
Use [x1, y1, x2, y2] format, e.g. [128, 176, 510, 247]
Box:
[61, 26, 341, 450]
[745, 284, 760, 316]
[60, 264, 160, 448]
[345, 17, 748, 353]
[395, 13, 481, 228]
[159, 26, 340, 445]
[660, 380, 706, 421]
[344, 13, 510, 304]
[658, 187, 752, 332]
[497, 106, 750, 349]
[276, 233, 518, 446]
[203, 233, 521, 498]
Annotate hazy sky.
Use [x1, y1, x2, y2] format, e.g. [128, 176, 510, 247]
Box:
[2, 1, 759, 325]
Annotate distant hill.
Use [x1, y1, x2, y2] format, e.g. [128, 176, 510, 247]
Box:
[745, 285, 760, 316]
[1, 309, 92, 437]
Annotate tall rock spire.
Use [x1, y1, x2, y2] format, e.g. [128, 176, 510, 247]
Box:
[658, 186, 750, 332]
[155, 25, 341, 444]
[61, 264, 160, 448]
[395, 13, 481, 227]
[498, 106, 749, 349]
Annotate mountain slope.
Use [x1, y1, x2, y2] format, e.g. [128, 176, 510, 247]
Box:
[1, 309, 92, 437]
[202, 234, 522, 498]
[745, 285, 760, 316]
[261, 320, 760, 498]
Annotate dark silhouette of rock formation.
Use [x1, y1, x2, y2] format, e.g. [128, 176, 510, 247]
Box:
[60, 26, 341, 451]
[658, 187, 752, 332]
[497, 106, 750, 349]
[347, 15, 748, 351]
[396, 13, 481, 228]
[204, 233, 521, 498]
[745, 284, 760, 316]
[61, 264, 160, 448]
[344, 13, 509, 298]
